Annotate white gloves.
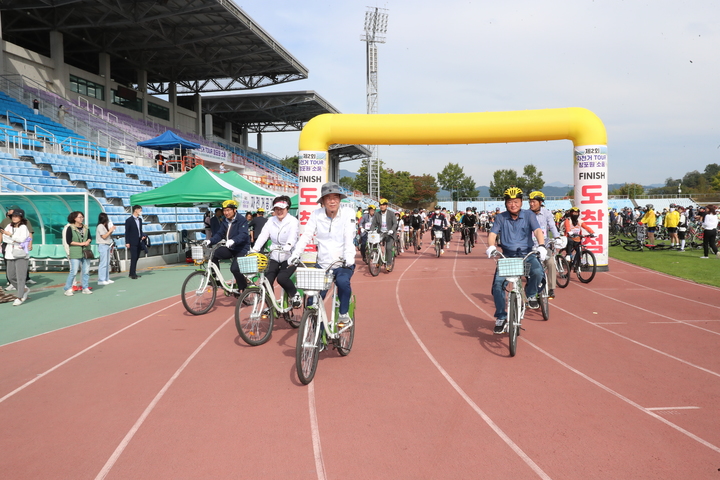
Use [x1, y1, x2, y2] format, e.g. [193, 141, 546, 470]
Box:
[486, 245, 497, 258]
[536, 245, 548, 262]
[282, 243, 293, 252]
[387, 230, 393, 235]
[288, 254, 300, 266]
[202, 239, 211, 247]
[226, 239, 235, 249]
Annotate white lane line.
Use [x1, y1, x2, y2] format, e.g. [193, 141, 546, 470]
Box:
[0, 300, 182, 404]
[606, 272, 720, 310]
[594, 322, 627, 325]
[609, 258, 720, 292]
[95, 314, 232, 480]
[646, 406, 700, 411]
[551, 303, 720, 380]
[449, 247, 720, 455]
[395, 240, 552, 480]
[521, 339, 720, 454]
[308, 382, 327, 480]
[574, 282, 720, 337]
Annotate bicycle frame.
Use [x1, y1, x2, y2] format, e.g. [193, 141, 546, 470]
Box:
[193, 243, 237, 295]
[299, 262, 353, 348]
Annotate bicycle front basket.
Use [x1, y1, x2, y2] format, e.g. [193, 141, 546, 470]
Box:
[295, 267, 333, 291]
[191, 245, 205, 261]
[367, 232, 381, 244]
[434, 230, 444, 239]
[237, 255, 259, 274]
[497, 258, 527, 277]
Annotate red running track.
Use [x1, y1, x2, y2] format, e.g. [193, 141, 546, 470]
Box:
[1, 233, 719, 479]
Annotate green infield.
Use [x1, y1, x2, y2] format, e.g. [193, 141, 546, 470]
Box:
[609, 245, 720, 288]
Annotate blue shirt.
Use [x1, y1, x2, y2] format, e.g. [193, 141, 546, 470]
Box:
[490, 209, 541, 257]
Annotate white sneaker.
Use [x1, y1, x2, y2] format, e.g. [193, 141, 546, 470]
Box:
[12, 298, 23, 306]
[82, 288, 93, 295]
[64, 289, 74, 296]
[106, 279, 115, 284]
[441, 249, 445, 255]
[337, 313, 353, 326]
[26, 279, 37, 285]
[21, 287, 29, 301]
[700, 256, 709, 259]
[5, 284, 15, 291]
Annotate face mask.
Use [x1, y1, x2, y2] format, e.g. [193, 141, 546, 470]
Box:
[435, 210, 440, 214]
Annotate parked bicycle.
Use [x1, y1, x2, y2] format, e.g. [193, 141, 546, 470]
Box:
[181, 240, 239, 315]
[294, 260, 356, 385]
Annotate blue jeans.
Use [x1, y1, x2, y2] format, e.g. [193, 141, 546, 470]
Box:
[491, 255, 543, 319]
[310, 265, 355, 315]
[65, 257, 90, 291]
[98, 244, 111, 282]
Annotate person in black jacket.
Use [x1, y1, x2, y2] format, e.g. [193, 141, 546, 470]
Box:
[204, 199, 251, 292]
[124, 205, 147, 279]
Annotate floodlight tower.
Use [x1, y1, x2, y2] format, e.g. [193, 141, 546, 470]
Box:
[361, 6, 388, 200]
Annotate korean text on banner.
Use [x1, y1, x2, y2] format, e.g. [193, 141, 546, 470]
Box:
[574, 145, 608, 267]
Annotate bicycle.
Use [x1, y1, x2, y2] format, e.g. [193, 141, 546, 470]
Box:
[109, 241, 121, 274]
[461, 225, 474, 255]
[432, 229, 444, 257]
[234, 252, 302, 346]
[563, 232, 598, 283]
[412, 227, 422, 254]
[367, 231, 394, 276]
[621, 224, 673, 251]
[491, 250, 541, 356]
[552, 237, 571, 289]
[294, 260, 356, 385]
[181, 240, 240, 315]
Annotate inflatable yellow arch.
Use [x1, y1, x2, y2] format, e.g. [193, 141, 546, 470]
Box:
[297, 108, 609, 268]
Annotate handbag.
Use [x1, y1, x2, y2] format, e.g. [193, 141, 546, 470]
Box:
[83, 248, 95, 259]
[12, 247, 27, 259]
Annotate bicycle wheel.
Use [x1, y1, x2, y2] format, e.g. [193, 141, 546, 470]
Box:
[235, 287, 275, 346]
[109, 248, 121, 273]
[508, 291, 519, 357]
[539, 276, 550, 321]
[336, 301, 355, 357]
[181, 271, 217, 315]
[296, 309, 321, 385]
[576, 250, 597, 283]
[368, 247, 380, 276]
[464, 234, 471, 255]
[435, 239, 441, 257]
[555, 255, 570, 289]
[622, 242, 642, 251]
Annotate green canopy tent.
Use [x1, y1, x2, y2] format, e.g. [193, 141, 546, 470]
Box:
[216, 171, 276, 212]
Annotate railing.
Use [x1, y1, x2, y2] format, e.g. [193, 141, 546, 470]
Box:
[5, 109, 28, 131]
[0, 172, 39, 193]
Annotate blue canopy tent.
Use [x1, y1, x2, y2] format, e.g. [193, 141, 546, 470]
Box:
[137, 130, 201, 150]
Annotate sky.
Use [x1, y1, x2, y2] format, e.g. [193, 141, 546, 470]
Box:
[236, 0, 719, 187]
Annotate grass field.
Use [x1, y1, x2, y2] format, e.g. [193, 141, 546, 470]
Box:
[609, 244, 720, 288]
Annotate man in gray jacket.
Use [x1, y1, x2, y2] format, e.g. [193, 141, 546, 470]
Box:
[370, 198, 398, 272]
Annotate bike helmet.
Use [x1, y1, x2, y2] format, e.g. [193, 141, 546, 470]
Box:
[413, 208, 419, 214]
[503, 187, 523, 200]
[222, 199, 239, 209]
[569, 207, 580, 212]
[246, 252, 268, 272]
[529, 191, 545, 202]
[434, 205, 441, 210]
[257, 208, 265, 214]
[379, 198, 389, 205]
[646, 204, 654, 210]
[367, 204, 376, 210]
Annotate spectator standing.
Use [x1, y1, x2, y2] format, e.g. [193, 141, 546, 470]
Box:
[58, 105, 66, 125]
[640, 204, 657, 245]
[676, 206, 688, 251]
[124, 205, 146, 279]
[1, 205, 35, 289]
[32, 99, 39, 114]
[1, 209, 31, 305]
[219, 162, 228, 173]
[96, 213, 116, 285]
[699, 205, 719, 259]
[210, 208, 224, 236]
[63, 211, 93, 296]
[664, 204, 681, 249]
[155, 152, 166, 173]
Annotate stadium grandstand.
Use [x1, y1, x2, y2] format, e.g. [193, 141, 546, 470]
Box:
[0, 0, 375, 272]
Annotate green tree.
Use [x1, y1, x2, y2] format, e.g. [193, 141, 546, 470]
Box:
[339, 176, 355, 190]
[489, 169, 519, 197]
[280, 155, 299, 173]
[516, 164, 545, 192]
[437, 163, 478, 201]
[407, 174, 439, 206]
[383, 170, 414, 205]
[609, 183, 645, 198]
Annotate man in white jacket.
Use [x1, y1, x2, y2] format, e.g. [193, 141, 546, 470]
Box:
[290, 182, 356, 323]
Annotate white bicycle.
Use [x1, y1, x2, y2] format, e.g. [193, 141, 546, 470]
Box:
[181, 240, 240, 315]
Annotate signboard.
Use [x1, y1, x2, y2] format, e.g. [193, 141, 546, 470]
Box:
[573, 145, 609, 267]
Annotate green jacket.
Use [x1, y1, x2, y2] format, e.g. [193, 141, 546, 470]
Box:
[68, 224, 90, 260]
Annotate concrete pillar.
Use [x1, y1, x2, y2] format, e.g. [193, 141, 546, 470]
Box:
[137, 69, 148, 118]
[257, 132, 263, 153]
[224, 121, 233, 142]
[0, 12, 5, 76]
[241, 125, 248, 148]
[204, 113, 213, 139]
[99, 52, 111, 107]
[194, 93, 202, 135]
[169, 82, 177, 128]
[49, 30, 67, 97]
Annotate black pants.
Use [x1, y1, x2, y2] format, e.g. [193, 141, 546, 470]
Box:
[212, 246, 248, 291]
[703, 229, 718, 256]
[128, 243, 142, 276]
[264, 259, 297, 297]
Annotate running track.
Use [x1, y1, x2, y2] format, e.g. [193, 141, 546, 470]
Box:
[1, 232, 719, 479]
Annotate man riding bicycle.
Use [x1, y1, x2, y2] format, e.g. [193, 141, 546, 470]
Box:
[203, 199, 251, 294]
[486, 188, 547, 334]
[290, 182, 356, 324]
[409, 208, 424, 248]
[370, 198, 398, 272]
[460, 207, 477, 247]
[528, 191, 559, 299]
[428, 205, 449, 254]
[250, 195, 301, 308]
[358, 204, 376, 262]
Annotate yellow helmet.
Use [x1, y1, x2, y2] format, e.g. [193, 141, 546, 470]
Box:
[503, 187, 523, 200]
[222, 199, 239, 209]
[529, 191, 545, 202]
[379, 198, 389, 205]
[246, 252, 268, 272]
[367, 204, 376, 210]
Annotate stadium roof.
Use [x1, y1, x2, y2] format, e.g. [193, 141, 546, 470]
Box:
[0, 0, 308, 94]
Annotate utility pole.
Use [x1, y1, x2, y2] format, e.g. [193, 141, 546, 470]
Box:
[361, 7, 388, 200]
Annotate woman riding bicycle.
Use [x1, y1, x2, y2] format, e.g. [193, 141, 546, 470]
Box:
[563, 207, 594, 262]
[250, 195, 302, 308]
[429, 205, 449, 254]
[289, 182, 356, 323]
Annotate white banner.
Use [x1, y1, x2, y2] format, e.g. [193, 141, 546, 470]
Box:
[573, 145, 609, 268]
[297, 150, 329, 232]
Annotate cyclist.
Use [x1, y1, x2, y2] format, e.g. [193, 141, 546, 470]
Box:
[371, 198, 398, 272]
[460, 207, 477, 247]
[429, 205, 449, 254]
[250, 195, 301, 308]
[289, 182, 356, 323]
[486, 187, 547, 334]
[528, 191, 559, 299]
[563, 207, 594, 264]
[358, 204, 376, 262]
[639, 204, 657, 245]
[664, 204, 681, 249]
[409, 208, 424, 248]
[203, 199, 251, 294]
[396, 211, 405, 254]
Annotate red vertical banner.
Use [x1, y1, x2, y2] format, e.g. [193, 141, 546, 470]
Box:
[297, 150, 329, 259]
[574, 145, 609, 268]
